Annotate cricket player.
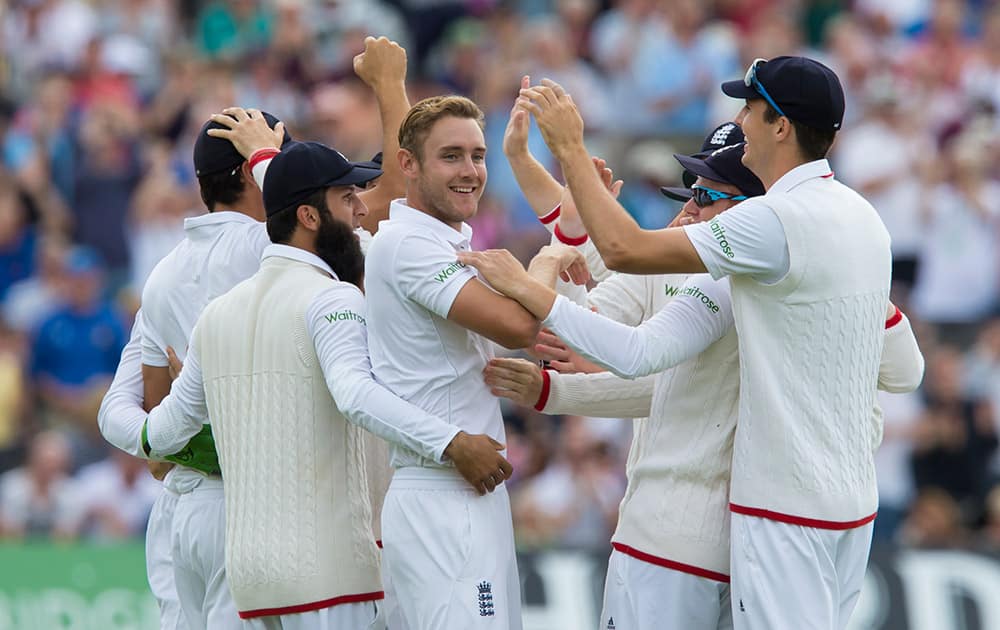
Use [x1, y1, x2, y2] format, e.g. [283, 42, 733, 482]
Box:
[363, 95, 563, 630]
[142, 141, 509, 629]
[98, 35, 413, 629]
[509, 57, 899, 629]
[477, 102, 923, 630]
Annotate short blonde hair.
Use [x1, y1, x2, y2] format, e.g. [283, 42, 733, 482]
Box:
[398, 95, 485, 161]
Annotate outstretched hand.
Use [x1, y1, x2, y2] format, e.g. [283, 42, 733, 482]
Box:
[518, 79, 585, 160]
[444, 431, 513, 495]
[503, 75, 532, 159]
[483, 358, 544, 406]
[206, 107, 285, 159]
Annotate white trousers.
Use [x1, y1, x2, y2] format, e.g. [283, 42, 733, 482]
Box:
[147, 488, 186, 630]
[170, 478, 242, 629]
[381, 467, 523, 630]
[241, 601, 381, 630]
[600, 549, 733, 630]
[729, 512, 874, 630]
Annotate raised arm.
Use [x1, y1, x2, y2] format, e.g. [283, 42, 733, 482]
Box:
[519, 79, 705, 274]
[504, 75, 564, 219]
[355, 36, 411, 234]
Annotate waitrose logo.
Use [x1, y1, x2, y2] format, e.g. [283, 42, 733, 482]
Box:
[324, 310, 366, 325]
[433, 261, 466, 283]
[680, 285, 721, 313]
[709, 218, 735, 259]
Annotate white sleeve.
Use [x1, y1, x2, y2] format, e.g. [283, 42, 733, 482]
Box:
[586, 273, 652, 326]
[878, 311, 925, 393]
[252, 155, 273, 190]
[138, 296, 169, 367]
[543, 371, 654, 418]
[394, 233, 477, 318]
[97, 311, 149, 458]
[307, 285, 461, 463]
[543, 274, 734, 379]
[145, 339, 209, 456]
[682, 200, 790, 284]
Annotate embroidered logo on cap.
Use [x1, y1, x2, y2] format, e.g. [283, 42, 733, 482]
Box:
[709, 123, 737, 146]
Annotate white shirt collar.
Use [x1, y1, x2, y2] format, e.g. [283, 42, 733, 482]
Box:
[261, 243, 339, 280]
[385, 199, 474, 248]
[183, 210, 261, 232]
[768, 159, 834, 194]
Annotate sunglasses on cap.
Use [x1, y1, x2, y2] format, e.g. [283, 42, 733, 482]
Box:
[744, 58, 788, 118]
[691, 185, 747, 208]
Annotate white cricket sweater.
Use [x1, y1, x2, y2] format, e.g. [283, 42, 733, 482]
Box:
[728, 184, 892, 527]
[194, 256, 381, 616]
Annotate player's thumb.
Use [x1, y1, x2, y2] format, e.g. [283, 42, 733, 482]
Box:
[488, 437, 505, 451]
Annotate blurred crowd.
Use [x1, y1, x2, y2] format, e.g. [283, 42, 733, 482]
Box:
[0, 0, 998, 551]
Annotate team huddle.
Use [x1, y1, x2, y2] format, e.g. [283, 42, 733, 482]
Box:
[98, 36, 924, 630]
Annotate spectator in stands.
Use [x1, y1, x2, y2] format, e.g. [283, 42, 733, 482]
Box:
[513, 417, 625, 549]
[70, 450, 160, 540]
[912, 346, 998, 525]
[0, 430, 77, 539]
[30, 247, 125, 464]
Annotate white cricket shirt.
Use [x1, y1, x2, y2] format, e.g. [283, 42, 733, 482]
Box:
[364, 200, 505, 469]
[140, 211, 269, 365]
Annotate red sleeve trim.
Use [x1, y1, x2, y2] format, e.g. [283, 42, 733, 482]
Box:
[248, 147, 280, 170]
[375, 539, 383, 549]
[730, 503, 877, 530]
[238, 590, 384, 618]
[554, 223, 589, 246]
[534, 369, 552, 411]
[539, 204, 561, 225]
[821, 172, 834, 178]
[885, 306, 903, 329]
[612, 542, 730, 583]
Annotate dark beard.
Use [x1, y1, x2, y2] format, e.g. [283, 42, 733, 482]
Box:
[315, 204, 365, 289]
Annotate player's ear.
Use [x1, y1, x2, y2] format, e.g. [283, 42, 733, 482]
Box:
[240, 161, 257, 189]
[398, 148, 419, 177]
[296, 204, 320, 233]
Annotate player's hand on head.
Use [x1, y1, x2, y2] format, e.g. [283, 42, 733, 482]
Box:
[483, 358, 544, 406]
[444, 431, 513, 495]
[456, 249, 528, 297]
[503, 76, 533, 159]
[518, 78, 584, 159]
[353, 36, 407, 89]
[207, 107, 285, 158]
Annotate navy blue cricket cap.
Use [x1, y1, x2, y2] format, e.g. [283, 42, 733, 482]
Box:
[661, 143, 764, 202]
[357, 152, 383, 170]
[661, 122, 747, 201]
[262, 141, 382, 217]
[721, 56, 845, 131]
[193, 111, 292, 177]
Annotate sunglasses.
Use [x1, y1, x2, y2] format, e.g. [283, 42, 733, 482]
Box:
[691, 185, 747, 208]
[744, 58, 787, 118]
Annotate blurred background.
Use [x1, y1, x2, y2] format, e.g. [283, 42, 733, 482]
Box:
[0, 0, 998, 628]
